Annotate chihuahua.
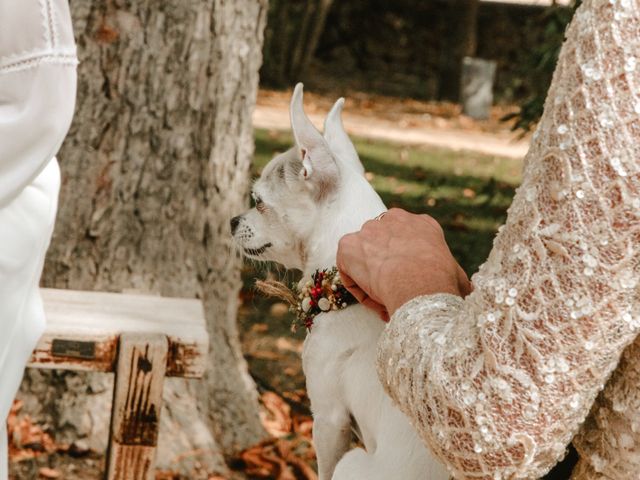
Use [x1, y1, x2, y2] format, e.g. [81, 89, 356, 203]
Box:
[231, 84, 448, 480]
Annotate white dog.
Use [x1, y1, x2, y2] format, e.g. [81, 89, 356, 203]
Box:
[231, 84, 448, 480]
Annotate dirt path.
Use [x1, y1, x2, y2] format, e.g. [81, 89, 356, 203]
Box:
[253, 89, 531, 160]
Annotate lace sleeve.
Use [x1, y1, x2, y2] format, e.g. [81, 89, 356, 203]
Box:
[376, 1, 640, 478]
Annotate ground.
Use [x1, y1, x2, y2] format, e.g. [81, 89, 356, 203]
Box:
[254, 89, 531, 159]
[8, 90, 523, 479]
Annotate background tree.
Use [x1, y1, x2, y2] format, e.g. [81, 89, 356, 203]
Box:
[438, 0, 479, 102]
[505, 2, 578, 132]
[17, 1, 268, 476]
[262, 0, 335, 86]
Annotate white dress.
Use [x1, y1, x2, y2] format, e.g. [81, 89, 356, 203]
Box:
[0, 1, 77, 477]
[376, 1, 640, 479]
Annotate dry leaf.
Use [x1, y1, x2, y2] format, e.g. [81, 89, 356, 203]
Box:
[38, 467, 60, 478]
[260, 392, 292, 437]
[251, 323, 269, 333]
[270, 302, 290, 318]
[463, 188, 476, 198]
[7, 400, 59, 463]
[235, 437, 316, 480]
[251, 350, 281, 360]
[275, 337, 298, 353]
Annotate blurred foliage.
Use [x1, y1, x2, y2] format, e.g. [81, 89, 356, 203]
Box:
[262, 0, 334, 87]
[262, 0, 579, 107]
[505, 2, 579, 133]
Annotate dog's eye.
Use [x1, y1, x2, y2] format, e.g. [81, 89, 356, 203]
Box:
[252, 194, 266, 213]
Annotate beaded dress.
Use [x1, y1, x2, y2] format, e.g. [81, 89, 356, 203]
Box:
[376, 1, 640, 478]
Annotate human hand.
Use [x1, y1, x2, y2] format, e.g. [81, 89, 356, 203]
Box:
[337, 209, 472, 321]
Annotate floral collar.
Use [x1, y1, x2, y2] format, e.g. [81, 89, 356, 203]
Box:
[290, 267, 357, 331]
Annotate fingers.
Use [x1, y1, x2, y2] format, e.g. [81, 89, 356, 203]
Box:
[336, 233, 357, 275]
[340, 264, 389, 322]
[456, 264, 474, 298]
[339, 269, 367, 303]
[362, 297, 390, 322]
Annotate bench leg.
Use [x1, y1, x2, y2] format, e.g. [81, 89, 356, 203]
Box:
[106, 333, 168, 480]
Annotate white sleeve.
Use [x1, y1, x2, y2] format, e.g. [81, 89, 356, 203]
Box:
[0, 0, 77, 207]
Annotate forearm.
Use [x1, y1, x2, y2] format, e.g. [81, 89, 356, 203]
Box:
[0, 0, 77, 207]
[377, 1, 640, 478]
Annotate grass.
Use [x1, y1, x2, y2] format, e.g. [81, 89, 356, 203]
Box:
[253, 128, 522, 275]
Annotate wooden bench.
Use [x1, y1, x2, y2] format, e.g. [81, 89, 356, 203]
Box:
[27, 288, 208, 480]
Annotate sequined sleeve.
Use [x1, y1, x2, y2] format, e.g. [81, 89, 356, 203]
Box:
[376, 1, 640, 478]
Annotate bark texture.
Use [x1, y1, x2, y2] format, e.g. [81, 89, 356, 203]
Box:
[18, 0, 268, 476]
[438, 0, 479, 102]
[262, 0, 334, 85]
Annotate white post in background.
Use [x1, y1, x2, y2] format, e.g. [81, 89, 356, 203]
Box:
[461, 56, 497, 120]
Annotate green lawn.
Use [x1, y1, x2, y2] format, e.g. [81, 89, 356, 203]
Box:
[253, 128, 522, 275]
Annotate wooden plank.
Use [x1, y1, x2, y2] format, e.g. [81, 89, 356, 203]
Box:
[28, 288, 208, 377]
[30, 333, 118, 373]
[106, 333, 168, 480]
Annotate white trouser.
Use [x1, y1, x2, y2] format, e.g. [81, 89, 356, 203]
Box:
[0, 159, 60, 479]
[0, 0, 76, 475]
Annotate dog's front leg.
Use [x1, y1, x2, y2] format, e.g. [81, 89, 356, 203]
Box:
[313, 409, 351, 480]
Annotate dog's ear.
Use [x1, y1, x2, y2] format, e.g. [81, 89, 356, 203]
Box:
[290, 83, 339, 197]
[324, 98, 365, 175]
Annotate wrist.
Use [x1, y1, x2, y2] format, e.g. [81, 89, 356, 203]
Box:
[382, 266, 464, 317]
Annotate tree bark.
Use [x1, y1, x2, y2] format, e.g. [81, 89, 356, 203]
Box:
[295, 0, 335, 80]
[17, 0, 268, 476]
[288, 0, 316, 80]
[438, 0, 479, 101]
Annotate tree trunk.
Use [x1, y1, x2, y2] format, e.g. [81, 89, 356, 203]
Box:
[17, 0, 269, 476]
[438, 0, 479, 102]
[295, 0, 335, 80]
[288, 0, 316, 80]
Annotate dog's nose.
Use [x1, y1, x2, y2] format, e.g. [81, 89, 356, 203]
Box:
[230, 216, 241, 235]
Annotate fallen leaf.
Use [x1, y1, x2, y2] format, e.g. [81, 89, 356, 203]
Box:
[8, 400, 61, 462]
[260, 392, 292, 437]
[251, 350, 280, 360]
[234, 437, 316, 480]
[38, 467, 60, 478]
[251, 323, 269, 333]
[270, 302, 290, 318]
[275, 337, 298, 353]
[293, 416, 314, 438]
